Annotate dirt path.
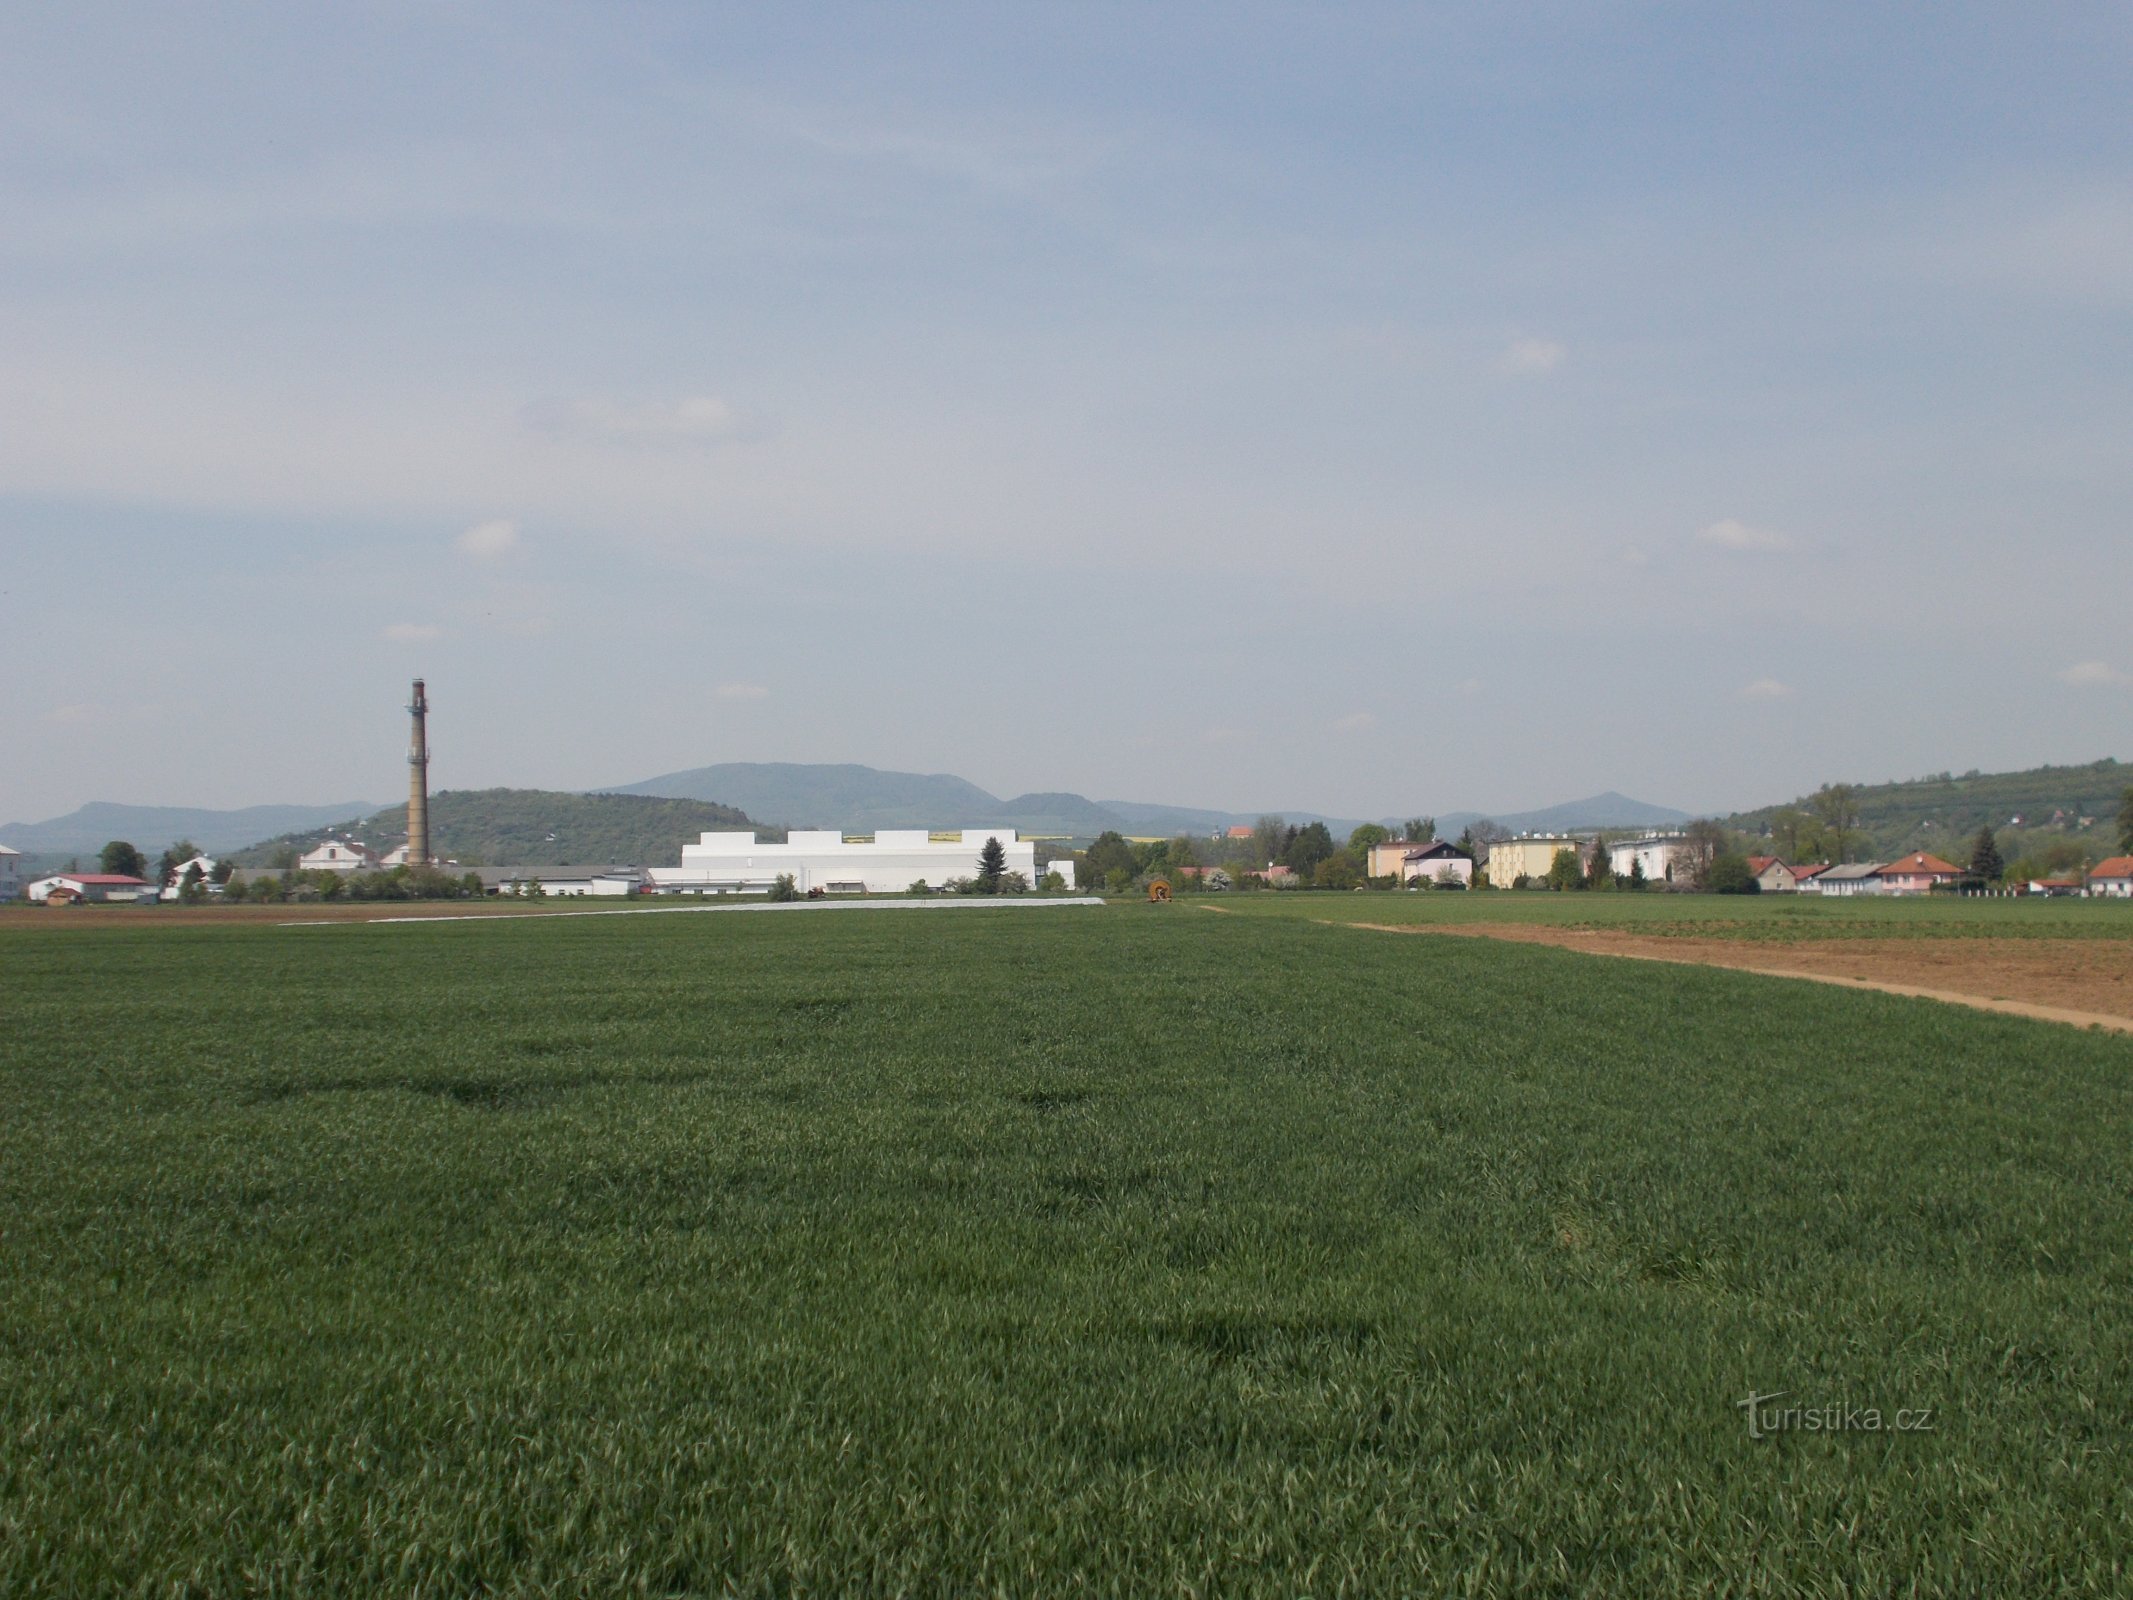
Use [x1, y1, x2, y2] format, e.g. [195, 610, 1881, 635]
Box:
[1338, 921, 2133, 1035]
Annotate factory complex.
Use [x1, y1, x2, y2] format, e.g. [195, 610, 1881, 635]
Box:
[649, 829, 1042, 897]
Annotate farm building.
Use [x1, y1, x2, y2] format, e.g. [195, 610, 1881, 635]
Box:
[1811, 863, 1886, 897]
[298, 840, 382, 873]
[25, 873, 155, 904]
[650, 829, 1038, 896]
[0, 844, 21, 900]
[2088, 857, 2133, 898]
[487, 866, 647, 898]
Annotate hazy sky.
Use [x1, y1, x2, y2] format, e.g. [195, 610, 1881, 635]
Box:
[5, 2, 2129, 825]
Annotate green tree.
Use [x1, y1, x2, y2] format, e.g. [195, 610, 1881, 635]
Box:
[767, 873, 799, 902]
[1812, 783, 1862, 861]
[1680, 819, 1729, 888]
[1967, 825, 2004, 884]
[1706, 853, 1762, 894]
[1348, 822, 1390, 855]
[1314, 851, 1363, 890]
[1402, 817, 1436, 845]
[1282, 821, 1336, 875]
[1546, 847, 1583, 891]
[976, 836, 1008, 892]
[156, 838, 204, 886]
[2119, 786, 2133, 854]
[1626, 854, 1647, 892]
[1086, 831, 1136, 886]
[1250, 815, 1287, 867]
[99, 840, 146, 878]
[1770, 807, 1810, 861]
[1585, 836, 1614, 891]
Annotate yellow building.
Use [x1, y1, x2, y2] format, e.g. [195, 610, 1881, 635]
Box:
[1483, 837, 1584, 887]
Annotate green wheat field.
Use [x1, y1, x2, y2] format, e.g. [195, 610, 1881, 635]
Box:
[4, 901, 2130, 1594]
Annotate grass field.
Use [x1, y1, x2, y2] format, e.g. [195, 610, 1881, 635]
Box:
[4, 902, 2131, 1594]
[1209, 884, 2133, 940]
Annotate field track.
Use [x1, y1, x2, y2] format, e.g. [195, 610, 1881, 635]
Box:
[1335, 919, 2133, 1033]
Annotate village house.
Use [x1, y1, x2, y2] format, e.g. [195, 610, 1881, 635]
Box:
[2087, 856, 2133, 898]
[1400, 841, 1474, 886]
[1364, 838, 1455, 880]
[158, 854, 220, 901]
[0, 843, 22, 900]
[1745, 856, 1800, 893]
[1874, 852, 1962, 895]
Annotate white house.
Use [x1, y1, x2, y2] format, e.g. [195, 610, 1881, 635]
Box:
[1400, 841, 1474, 886]
[159, 854, 220, 900]
[650, 828, 1039, 895]
[1609, 835, 1692, 884]
[0, 844, 22, 901]
[2087, 857, 2133, 898]
[298, 840, 381, 873]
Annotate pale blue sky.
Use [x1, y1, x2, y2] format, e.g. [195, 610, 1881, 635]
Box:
[4, 3, 2129, 824]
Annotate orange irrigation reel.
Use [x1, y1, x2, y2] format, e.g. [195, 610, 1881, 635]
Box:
[1146, 878, 1173, 902]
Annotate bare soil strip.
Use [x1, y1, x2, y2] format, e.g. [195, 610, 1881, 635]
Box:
[1338, 921, 2133, 1034]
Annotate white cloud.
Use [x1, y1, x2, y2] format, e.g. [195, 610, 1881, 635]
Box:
[457, 518, 519, 559]
[383, 622, 443, 642]
[1740, 677, 1794, 700]
[2058, 661, 2131, 687]
[1500, 337, 1566, 375]
[1698, 518, 1794, 553]
[714, 682, 770, 700]
[521, 395, 756, 450]
[1333, 710, 1377, 733]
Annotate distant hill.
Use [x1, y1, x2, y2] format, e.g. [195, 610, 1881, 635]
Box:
[607, 763, 1009, 831]
[1436, 792, 1694, 836]
[228, 789, 766, 869]
[606, 761, 1376, 838]
[1727, 758, 2130, 858]
[0, 800, 385, 859]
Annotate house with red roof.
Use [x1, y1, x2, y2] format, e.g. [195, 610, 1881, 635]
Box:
[2083, 856, 2133, 898]
[1873, 852, 1963, 895]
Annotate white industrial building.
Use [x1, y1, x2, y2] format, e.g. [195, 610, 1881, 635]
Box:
[650, 829, 1038, 895]
[1609, 834, 1692, 883]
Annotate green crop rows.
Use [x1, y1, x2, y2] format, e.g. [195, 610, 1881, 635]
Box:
[1217, 885, 2133, 941]
[3, 906, 2129, 1594]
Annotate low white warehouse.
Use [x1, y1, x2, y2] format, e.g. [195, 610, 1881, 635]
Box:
[649, 829, 1039, 896]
